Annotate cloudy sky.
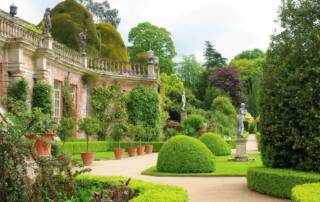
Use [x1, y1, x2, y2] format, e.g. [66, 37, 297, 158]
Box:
[0, 0, 281, 62]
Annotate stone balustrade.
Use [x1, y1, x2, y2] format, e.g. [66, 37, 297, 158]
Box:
[0, 10, 158, 81]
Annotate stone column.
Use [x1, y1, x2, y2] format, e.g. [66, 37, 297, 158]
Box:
[180, 110, 187, 123]
[34, 48, 51, 83]
[147, 50, 155, 79]
[6, 40, 24, 81]
[82, 53, 88, 69]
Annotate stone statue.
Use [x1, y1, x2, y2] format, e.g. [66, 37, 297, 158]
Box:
[181, 91, 186, 111]
[79, 29, 87, 53]
[238, 103, 246, 139]
[42, 8, 51, 35]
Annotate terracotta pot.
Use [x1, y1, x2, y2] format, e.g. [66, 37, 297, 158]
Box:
[34, 133, 54, 157]
[81, 152, 95, 166]
[114, 148, 124, 160]
[145, 144, 153, 154]
[128, 147, 137, 157]
[199, 129, 208, 136]
[137, 145, 145, 155]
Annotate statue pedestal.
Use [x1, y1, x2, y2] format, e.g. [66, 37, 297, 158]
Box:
[229, 138, 255, 162]
[180, 110, 187, 123]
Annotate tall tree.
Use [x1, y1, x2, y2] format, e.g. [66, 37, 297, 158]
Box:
[78, 0, 121, 28]
[176, 55, 204, 91]
[261, 0, 320, 172]
[203, 41, 227, 68]
[129, 22, 177, 74]
[234, 48, 265, 60]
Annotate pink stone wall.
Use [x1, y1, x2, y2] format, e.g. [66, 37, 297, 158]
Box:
[0, 50, 3, 97]
[50, 67, 83, 119]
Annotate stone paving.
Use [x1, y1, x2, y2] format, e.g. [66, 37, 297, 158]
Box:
[88, 135, 288, 202]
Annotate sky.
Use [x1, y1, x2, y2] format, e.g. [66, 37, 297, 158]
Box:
[0, 0, 281, 62]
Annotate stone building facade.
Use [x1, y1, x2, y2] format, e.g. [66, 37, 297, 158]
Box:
[0, 9, 160, 121]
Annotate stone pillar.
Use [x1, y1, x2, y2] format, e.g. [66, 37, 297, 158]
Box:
[34, 48, 51, 83]
[147, 50, 155, 79]
[229, 138, 255, 162]
[82, 53, 88, 69]
[180, 110, 187, 123]
[6, 41, 24, 81]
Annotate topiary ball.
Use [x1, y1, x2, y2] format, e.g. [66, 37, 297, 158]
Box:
[199, 133, 231, 156]
[157, 135, 215, 173]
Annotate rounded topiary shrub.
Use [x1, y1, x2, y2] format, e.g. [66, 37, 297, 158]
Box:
[199, 133, 230, 156]
[157, 135, 215, 173]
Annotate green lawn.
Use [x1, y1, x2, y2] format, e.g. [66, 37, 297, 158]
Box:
[71, 151, 128, 162]
[142, 153, 262, 177]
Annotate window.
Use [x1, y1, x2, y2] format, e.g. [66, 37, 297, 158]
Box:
[53, 80, 62, 122]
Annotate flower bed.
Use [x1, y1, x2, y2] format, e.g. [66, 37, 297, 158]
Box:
[75, 175, 188, 202]
[247, 167, 320, 198]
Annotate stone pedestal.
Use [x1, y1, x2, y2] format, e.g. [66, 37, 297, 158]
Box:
[180, 110, 187, 123]
[229, 138, 255, 162]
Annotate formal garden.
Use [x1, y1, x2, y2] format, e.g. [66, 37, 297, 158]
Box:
[1, 0, 320, 201]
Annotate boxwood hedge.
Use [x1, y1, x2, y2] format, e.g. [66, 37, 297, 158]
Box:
[199, 133, 230, 156]
[75, 175, 188, 202]
[157, 135, 215, 173]
[247, 167, 320, 198]
[292, 183, 320, 202]
[54, 141, 163, 155]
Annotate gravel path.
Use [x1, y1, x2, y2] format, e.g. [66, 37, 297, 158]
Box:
[88, 135, 288, 202]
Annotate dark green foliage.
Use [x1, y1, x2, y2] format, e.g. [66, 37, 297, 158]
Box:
[7, 78, 28, 102]
[110, 123, 127, 142]
[247, 167, 320, 198]
[81, 72, 100, 88]
[182, 114, 205, 137]
[292, 183, 320, 202]
[91, 82, 127, 140]
[57, 117, 76, 142]
[209, 96, 237, 137]
[157, 135, 215, 173]
[203, 41, 226, 68]
[203, 87, 228, 110]
[199, 133, 230, 156]
[127, 87, 161, 128]
[261, 0, 320, 172]
[75, 175, 188, 202]
[79, 116, 100, 151]
[51, 0, 100, 56]
[128, 22, 177, 73]
[55, 141, 164, 155]
[97, 23, 128, 61]
[32, 82, 53, 115]
[63, 77, 75, 118]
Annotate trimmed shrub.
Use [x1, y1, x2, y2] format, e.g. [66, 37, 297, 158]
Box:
[75, 175, 188, 202]
[7, 78, 28, 102]
[199, 133, 230, 156]
[32, 82, 53, 115]
[96, 23, 128, 61]
[157, 135, 215, 173]
[247, 167, 320, 198]
[51, 0, 99, 56]
[55, 141, 164, 155]
[292, 183, 320, 202]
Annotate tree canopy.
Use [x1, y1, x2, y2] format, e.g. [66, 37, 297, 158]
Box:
[234, 48, 265, 60]
[128, 22, 177, 74]
[203, 41, 227, 68]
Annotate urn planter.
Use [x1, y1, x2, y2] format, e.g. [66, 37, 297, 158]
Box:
[145, 144, 153, 154]
[114, 148, 124, 160]
[34, 133, 55, 157]
[81, 152, 95, 165]
[137, 145, 145, 155]
[128, 147, 137, 157]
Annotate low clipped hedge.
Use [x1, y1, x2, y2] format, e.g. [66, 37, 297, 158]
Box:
[75, 175, 188, 202]
[55, 141, 164, 155]
[247, 167, 320, 198]
[292, 183, 320, 202]
[199, 133, 230, 156]
[157, 135, 215, 173]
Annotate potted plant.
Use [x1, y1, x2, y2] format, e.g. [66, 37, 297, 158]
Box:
[110, 123, 127, 160]
[31, 117, 57, 157]
[199, 122, 208, 136]
[145, 126, 157, 154]
[126, 125, 137, 157]
[79, 117, 100, 165]
[131, 124, 146, 156]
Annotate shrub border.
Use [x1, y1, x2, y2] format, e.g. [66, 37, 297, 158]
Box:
[75, 175, 188, 202]
[291, 183, 320, 202]
[247, 167, 320, 199]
